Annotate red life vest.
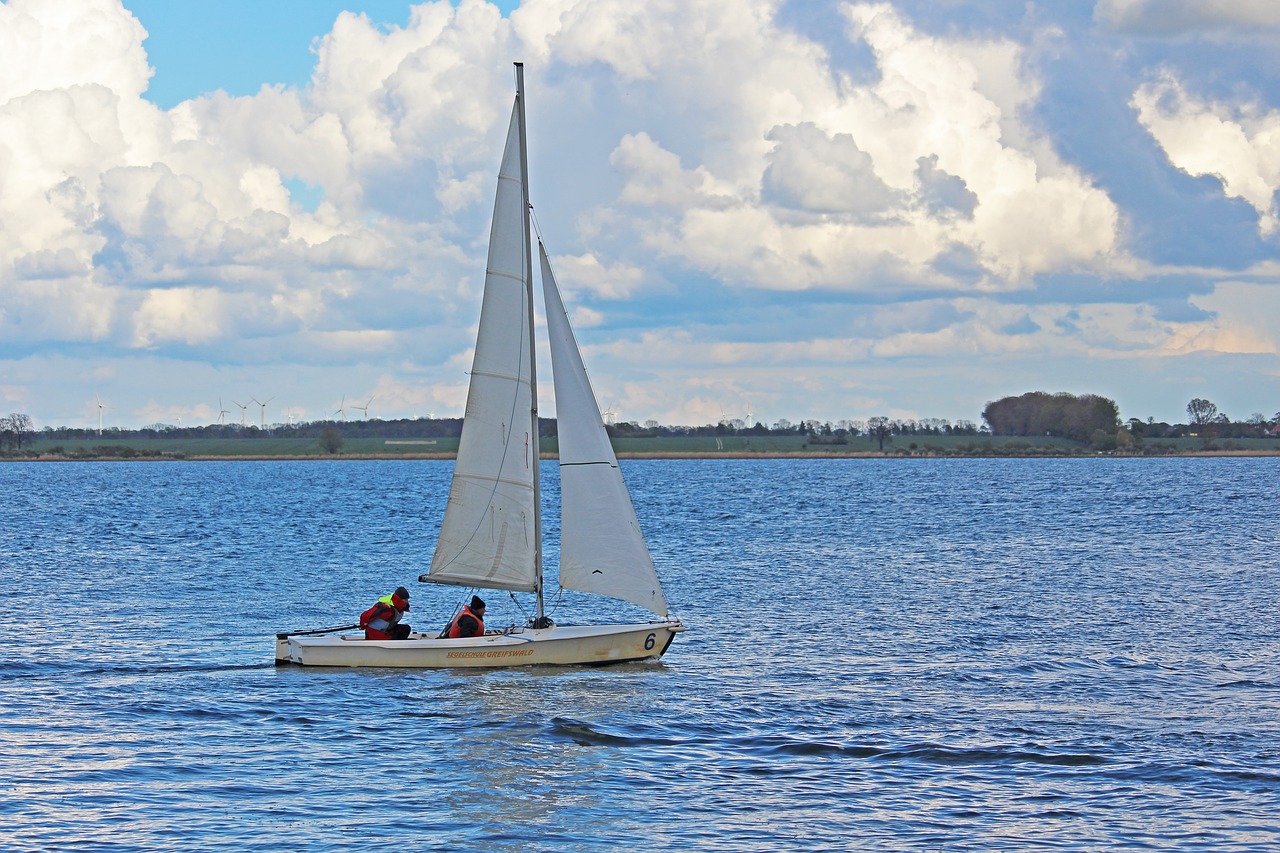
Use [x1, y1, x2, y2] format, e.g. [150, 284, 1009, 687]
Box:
[446, 605, 485, 638]
[360, 598, 402, 640]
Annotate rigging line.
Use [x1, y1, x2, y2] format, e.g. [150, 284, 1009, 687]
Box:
[547, 585, 565, 618]
[530, 218, 614, 437]
[441, 586, 509, 635]
[530, 203, 544, 246]
[506, 588, 526, 611]
[499, 584, 566, 622]
[529, 209, 562, 288]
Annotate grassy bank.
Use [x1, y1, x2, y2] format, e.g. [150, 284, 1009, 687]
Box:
[6, 433, 1279, 460]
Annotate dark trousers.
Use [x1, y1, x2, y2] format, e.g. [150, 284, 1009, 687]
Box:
[366, 624, 411, 640]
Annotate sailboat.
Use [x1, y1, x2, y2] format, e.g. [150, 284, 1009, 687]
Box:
[276, 64, 685, 668]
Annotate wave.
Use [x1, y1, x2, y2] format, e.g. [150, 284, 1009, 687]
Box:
[0, 660, 273, 681]
[548, 718, 1106, 767]
[1216, 678, 1278, 690]
[881, 742, 1107, 767]
[1104, 761, 1280, 789]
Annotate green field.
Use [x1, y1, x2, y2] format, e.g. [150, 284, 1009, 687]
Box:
[13, 432, 1279, 459]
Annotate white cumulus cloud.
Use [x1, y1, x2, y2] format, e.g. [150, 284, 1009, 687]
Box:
[1133, 71, 1280, 235]
[2, 0, 1277, 429]
[592, 2, 1122, 291]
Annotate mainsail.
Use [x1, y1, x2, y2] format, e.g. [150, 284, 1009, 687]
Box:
[539, 243, 669, 618]
[427, 100, 540, 592]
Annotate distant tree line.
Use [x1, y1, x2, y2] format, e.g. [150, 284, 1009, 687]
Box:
[981, 392, 1280, 450]
[605, 416, 981, 441]
[4, 394, 1278, 456]
[17, 414, 985, 444]
[1127, 398, 1279, 442]
[31, 416, 466, 442]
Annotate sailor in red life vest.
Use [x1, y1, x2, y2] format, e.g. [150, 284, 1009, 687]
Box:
[443, 595, 486, 638]
[359, 586, 411, 640]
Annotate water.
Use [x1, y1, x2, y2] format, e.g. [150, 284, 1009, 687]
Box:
[2, 457, 1278, 851]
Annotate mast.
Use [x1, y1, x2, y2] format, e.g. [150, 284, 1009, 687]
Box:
[515, 62, 545, 621]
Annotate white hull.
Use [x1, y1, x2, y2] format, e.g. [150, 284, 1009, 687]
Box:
[277, 621, 686, 669]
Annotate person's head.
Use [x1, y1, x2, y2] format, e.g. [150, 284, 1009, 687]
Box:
[470, 595, 486, 614]
[392, 586, 410, 611]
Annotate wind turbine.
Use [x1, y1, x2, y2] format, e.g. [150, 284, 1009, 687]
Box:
[333, 396, 347, 421]
[218, 398, 230, 425]
[602, 401, 618, 425]
[719, 405, 744, 432]
[745, 401, 755, 429]
[95, 393, 108, 437]
[253, 397, 274, 428]
[354, 395, 374, 419]
[233, 400, 248, 427]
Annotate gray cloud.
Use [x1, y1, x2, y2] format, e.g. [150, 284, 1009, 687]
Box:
[763, 122, 900, 218]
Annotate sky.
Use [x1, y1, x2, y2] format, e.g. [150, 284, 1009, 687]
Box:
[3, 0, 1280, 432]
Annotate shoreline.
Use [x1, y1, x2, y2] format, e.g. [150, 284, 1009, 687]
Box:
[6, 449, 1280, 462]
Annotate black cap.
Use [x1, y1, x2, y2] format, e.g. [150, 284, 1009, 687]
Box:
[470, 595, 485, 610]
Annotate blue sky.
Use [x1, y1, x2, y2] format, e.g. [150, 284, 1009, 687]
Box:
[131, 1, 519, 107]
[3, 0, 1280, 431]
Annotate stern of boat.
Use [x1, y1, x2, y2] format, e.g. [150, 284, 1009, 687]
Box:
[274, 633, 294, 665]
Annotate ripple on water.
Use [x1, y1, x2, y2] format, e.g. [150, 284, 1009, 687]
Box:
[2, 458, 1280, 851]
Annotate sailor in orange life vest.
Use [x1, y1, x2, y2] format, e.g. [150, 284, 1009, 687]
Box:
[359, 586, 412, 640]
[442, 595, 486, 638]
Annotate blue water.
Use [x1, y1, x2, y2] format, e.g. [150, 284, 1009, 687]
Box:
[2, 458, 1278, 851]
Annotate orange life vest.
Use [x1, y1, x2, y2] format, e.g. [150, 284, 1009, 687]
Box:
[446, 605, 485, 638]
